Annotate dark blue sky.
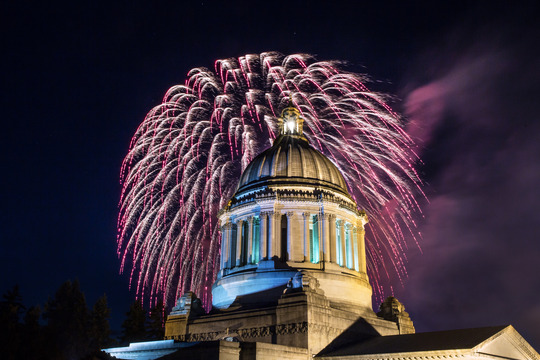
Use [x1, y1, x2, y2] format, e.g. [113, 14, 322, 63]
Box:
[1, 0, 539, 347]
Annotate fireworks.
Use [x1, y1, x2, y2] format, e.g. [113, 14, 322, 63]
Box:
[118, 52, 423, 309]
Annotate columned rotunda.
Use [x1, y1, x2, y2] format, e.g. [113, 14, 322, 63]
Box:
[159, 104, 412, 357]
[104, 104, 539, 360]
[213, 103, 371, 311]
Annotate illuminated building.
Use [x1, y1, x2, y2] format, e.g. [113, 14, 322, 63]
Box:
[104, 104, 538, 360]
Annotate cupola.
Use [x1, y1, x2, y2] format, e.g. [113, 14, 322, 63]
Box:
[236, 104, 350, 198]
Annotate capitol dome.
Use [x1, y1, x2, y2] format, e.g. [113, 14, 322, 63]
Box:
[213, 103, 371, 311]
[236, 126, 350, 198]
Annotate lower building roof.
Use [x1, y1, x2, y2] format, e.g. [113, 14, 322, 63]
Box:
[318, 325, 509, 357]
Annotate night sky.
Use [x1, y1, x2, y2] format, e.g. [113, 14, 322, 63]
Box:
[2, 0, 539, 348]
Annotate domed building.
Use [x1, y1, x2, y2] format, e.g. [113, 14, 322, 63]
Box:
[104, 104, 539, 360]
[213, 103, 371, 312]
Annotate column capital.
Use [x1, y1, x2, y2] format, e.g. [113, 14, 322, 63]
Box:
[356, 217, 367, 228]
[328, 213, 337, 221]
[336, 219, 343, 226]
[286, 211, 294, 218]
[345, 223, 353, 230]
[223, 222, 234, 230]
[302, 212, 311, 218]
[319, 213, 330, 220]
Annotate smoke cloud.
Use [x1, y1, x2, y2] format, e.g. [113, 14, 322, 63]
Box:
[398, 32, 540, 348]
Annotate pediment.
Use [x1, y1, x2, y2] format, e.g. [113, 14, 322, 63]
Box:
[475, 326, 539, 360]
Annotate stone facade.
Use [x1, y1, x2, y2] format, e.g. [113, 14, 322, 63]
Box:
[163, 105, 406, 358]
[165, 273, 403, 358]
[104, 104, 539, 360]
[212, 104, 372, 312]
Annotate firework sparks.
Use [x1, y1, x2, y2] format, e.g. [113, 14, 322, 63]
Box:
[118, 52, 423, 309]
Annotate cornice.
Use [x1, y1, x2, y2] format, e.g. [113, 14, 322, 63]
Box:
[169, 321, 347, 342]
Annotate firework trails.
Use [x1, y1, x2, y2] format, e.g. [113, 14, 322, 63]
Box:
[118, 52, 423, 309]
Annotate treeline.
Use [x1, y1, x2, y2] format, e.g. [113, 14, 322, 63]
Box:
[0, 281, 165, 360]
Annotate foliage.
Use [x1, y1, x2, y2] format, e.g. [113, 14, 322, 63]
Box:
[0, 285, 25, 360]
[0, 282, 168, 358]
[44, 279, 91, 358]
[90, 294, 113, 349]
[147, 300, 165, 340]
[121, 299, 147, 343]
[1, 281, 114, 359]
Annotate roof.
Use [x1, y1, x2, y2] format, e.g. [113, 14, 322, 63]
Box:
[318, 325, 508, 357]
[236, 134, 350, 197]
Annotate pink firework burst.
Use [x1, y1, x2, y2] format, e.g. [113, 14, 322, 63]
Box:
[118, 52, 424, 309]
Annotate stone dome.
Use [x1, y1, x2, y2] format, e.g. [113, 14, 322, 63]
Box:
[214, 103, 370, 312]
[236, 130, 350, 198]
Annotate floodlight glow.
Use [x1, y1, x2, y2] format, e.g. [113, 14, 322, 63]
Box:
[287, 121, 295, 133]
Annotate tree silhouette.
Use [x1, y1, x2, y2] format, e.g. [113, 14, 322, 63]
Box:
[44, 280, 91, 359]
[0, 282, 117, 359]
[90, 294, 112, 349]
[0, 285, 25, 360]
[147, 300, 165, 340]
[121, 299, 147, 343]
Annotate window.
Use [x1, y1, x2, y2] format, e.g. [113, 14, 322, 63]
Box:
[252, 217, 260, 264]
[281, 214, 288, 261]
[310, 215, 319, 263]
[353, 228, 359, 272]
[241, 221, 249, 265]
[345, 224, 352, 269]
[336, 220, 342, 266]
[230, 224, 237, 267]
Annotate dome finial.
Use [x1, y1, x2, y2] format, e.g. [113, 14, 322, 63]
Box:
[279, 97, 305, 137]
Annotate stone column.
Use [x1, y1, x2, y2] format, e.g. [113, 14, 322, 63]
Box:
[219, 225, 225, 269]
[290, 212, 303, 262]
[247, 216, 253, 264]
[352, 226, 359, 272]
[235, 219, 244, 267]
[357, 223, 367, 273]
[267, 211, 274, 259]
[321, 213, 330, 262]
[340, 221, 346, 267]
[260, 212, 268, 260]
[329, 214, 337, 264]
[336, 219, 345, 267]
[285, 212, 294, 261]
[303, 212, 310, 262]
[335, 219, 341, 265]
[273, 212, 282, 259]
[222, 222, 233, 269]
